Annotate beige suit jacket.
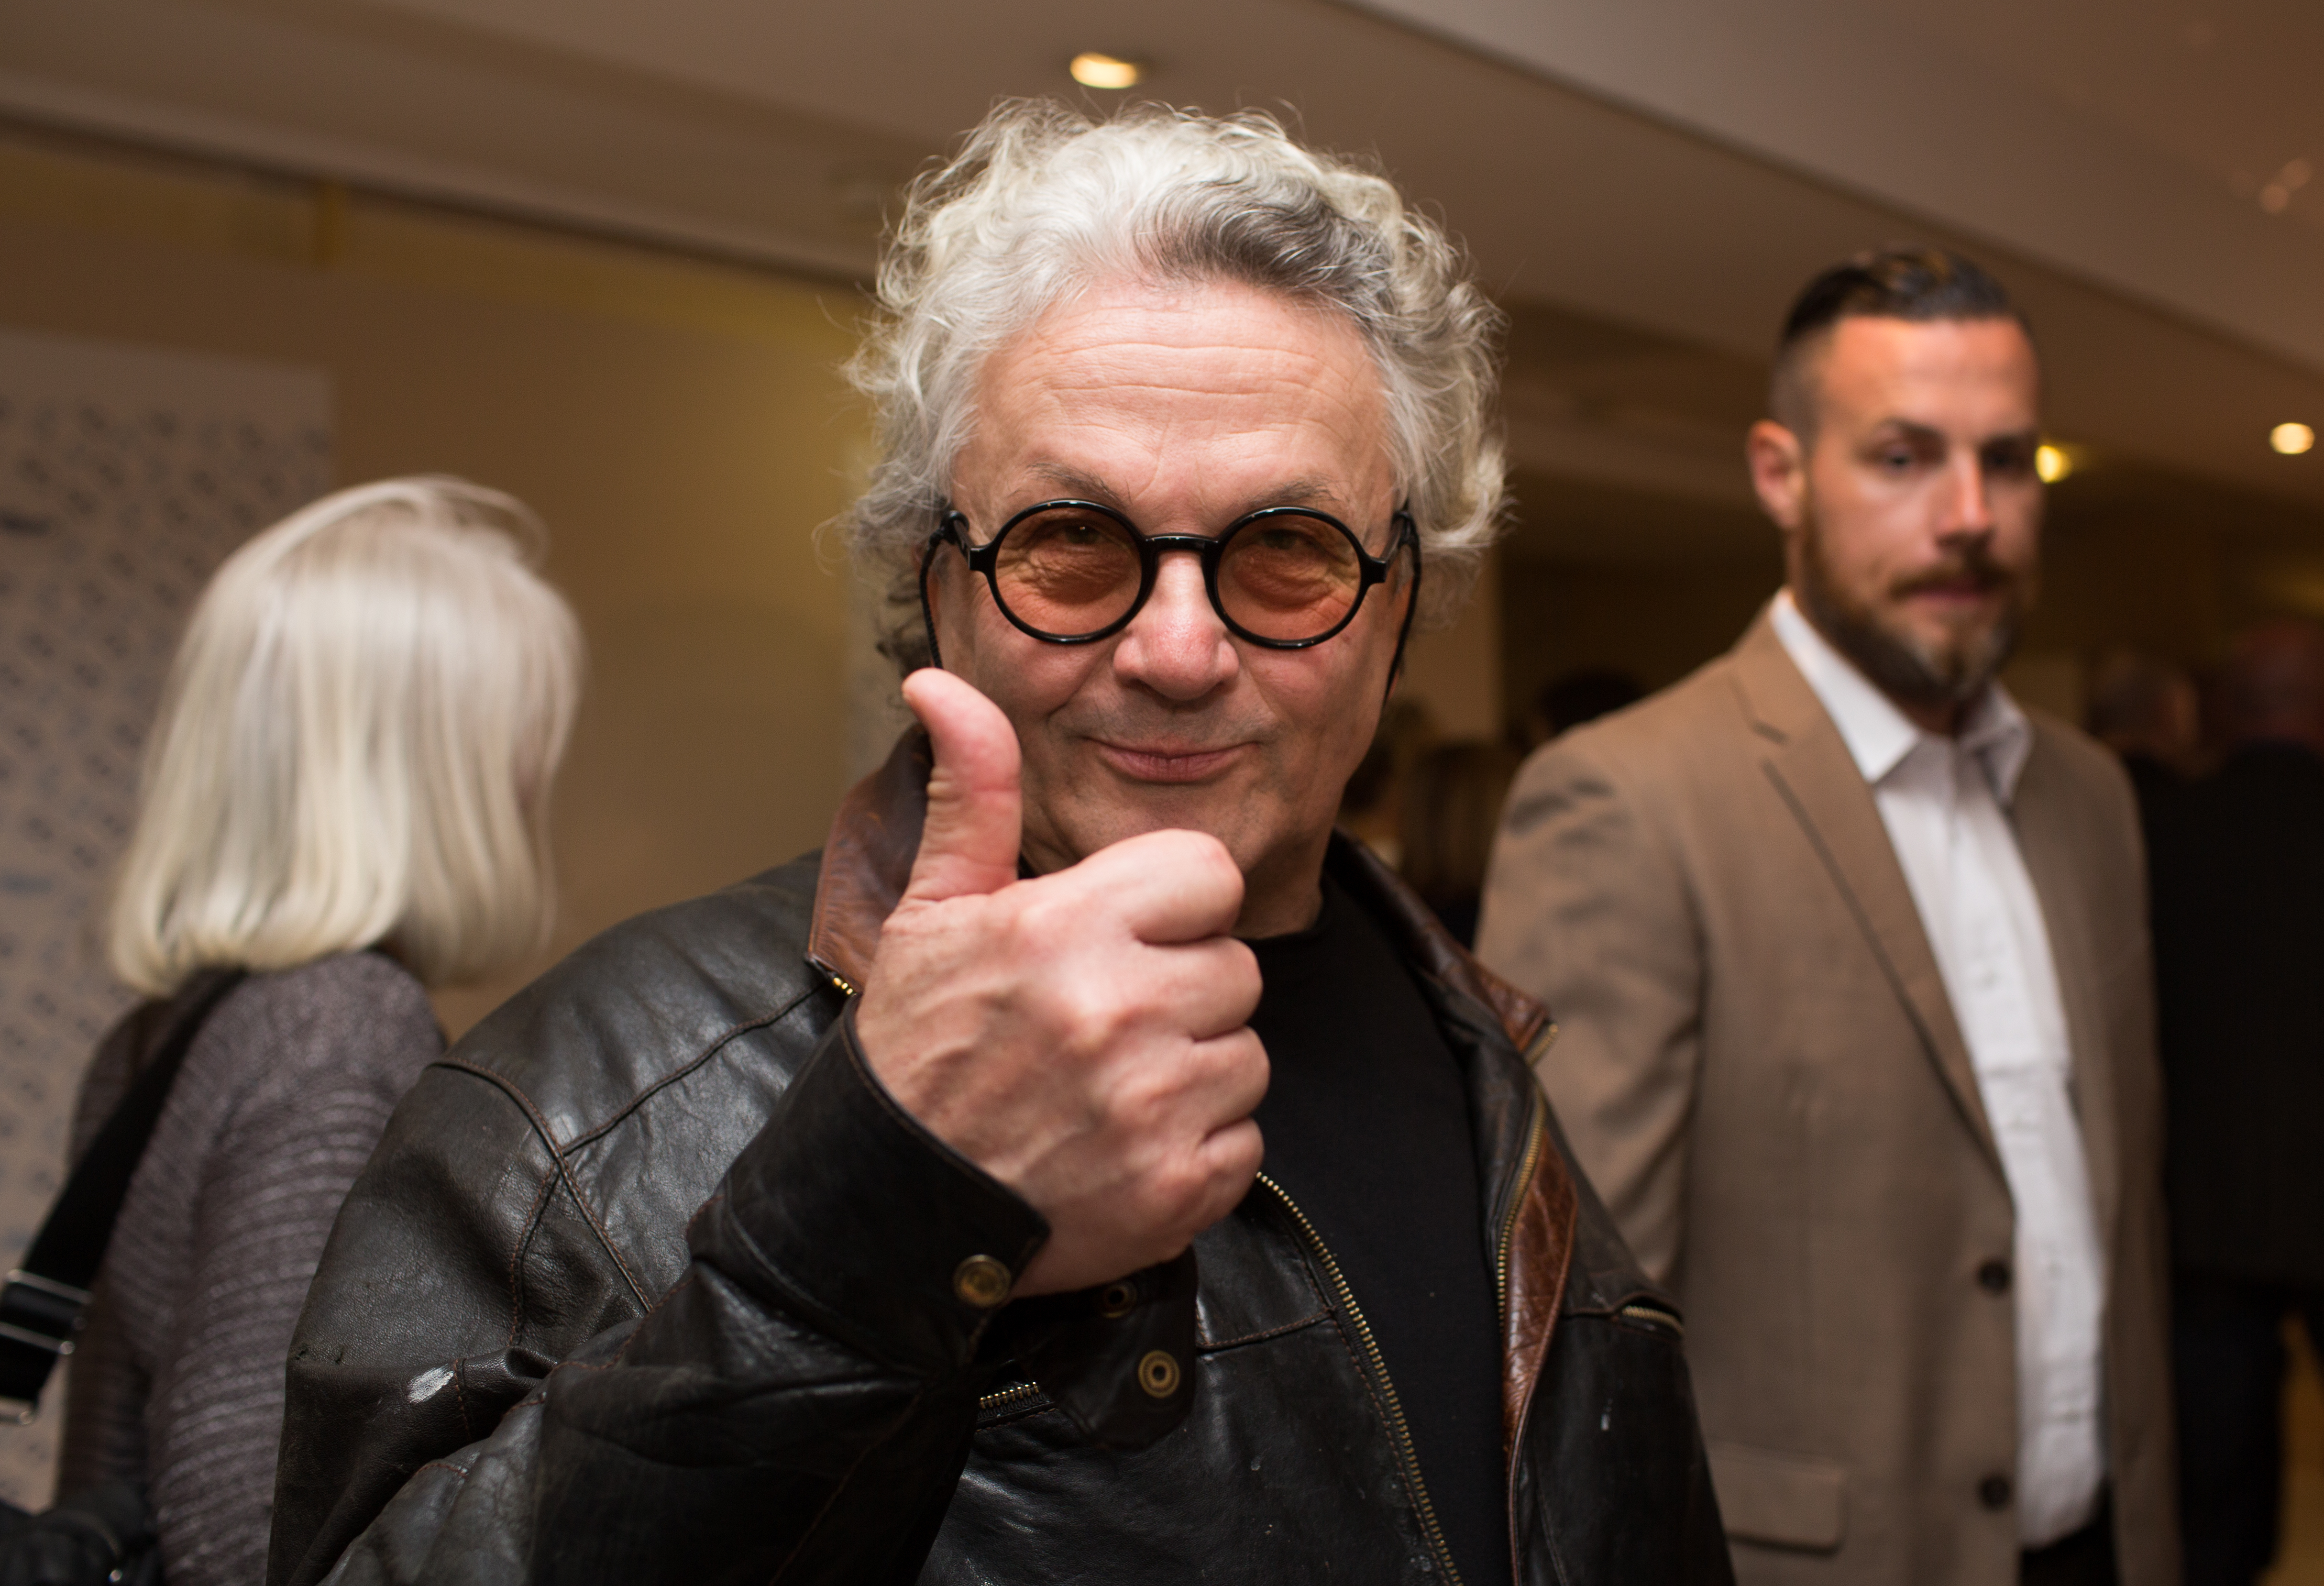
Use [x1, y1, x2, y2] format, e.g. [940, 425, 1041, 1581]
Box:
[1477, 613, 2175, 1585]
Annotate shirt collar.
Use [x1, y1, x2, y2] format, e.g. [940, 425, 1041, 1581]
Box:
[1770, 590, 2032, 804]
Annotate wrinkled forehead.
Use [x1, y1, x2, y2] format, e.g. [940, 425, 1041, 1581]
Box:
[957, 276, 1399, 516]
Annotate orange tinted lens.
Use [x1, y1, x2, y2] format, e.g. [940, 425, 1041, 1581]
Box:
[1218, 515, 1362, 640]
[993, 508, 1143, 634]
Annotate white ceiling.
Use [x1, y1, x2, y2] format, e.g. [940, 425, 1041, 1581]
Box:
[3, 0, 2321, 519]
[1355, 0, 2324, 373]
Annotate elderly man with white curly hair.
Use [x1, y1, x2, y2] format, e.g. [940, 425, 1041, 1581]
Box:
[267, 102, 1731, 1586]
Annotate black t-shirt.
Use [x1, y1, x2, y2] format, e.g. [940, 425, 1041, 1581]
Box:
[1247, 875, 1508, 1586]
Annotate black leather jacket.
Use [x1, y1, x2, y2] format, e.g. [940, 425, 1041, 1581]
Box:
[269, 736, 1730, 1586]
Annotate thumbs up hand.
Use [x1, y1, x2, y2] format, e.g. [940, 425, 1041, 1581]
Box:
[855, 669, 1268, 1297]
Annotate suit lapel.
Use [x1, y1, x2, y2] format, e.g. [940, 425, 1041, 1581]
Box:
[1727, 615, 2004, 1174]
[2008, 736, 2123, 1259]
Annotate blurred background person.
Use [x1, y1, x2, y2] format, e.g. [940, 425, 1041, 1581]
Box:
[1399, 739, 1522, 947]
[13, 479, 580, 1586]
[1517, 666, 1644, 752]
[2148, 620, 2324, 1586]
[2084, 647, 2203, 816]
[1336, 697, 1439, 870]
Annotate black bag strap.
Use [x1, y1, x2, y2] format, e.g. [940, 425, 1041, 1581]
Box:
[0, 968, 246, 1420]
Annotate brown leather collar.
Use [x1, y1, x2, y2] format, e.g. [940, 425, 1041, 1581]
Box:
[804, 729, 932, 995]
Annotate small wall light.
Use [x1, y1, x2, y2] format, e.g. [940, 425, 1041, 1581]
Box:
[2271, 422, 2316, 455]
[1070, 52, 1143, 89]
[2035, 443, 2074, 484]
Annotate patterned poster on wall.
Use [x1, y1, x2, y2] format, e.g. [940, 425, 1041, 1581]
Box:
[0, 327, 331, 1507]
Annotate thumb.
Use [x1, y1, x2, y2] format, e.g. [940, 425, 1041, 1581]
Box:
[900, 667, 1023, 903]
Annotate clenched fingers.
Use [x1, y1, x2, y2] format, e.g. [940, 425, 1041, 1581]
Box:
[1058, 827, 1245, 947]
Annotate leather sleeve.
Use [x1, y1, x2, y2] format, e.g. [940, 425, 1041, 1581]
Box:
[1475, 731, 1707, 1286]
[272, 1014, 1049, 1586]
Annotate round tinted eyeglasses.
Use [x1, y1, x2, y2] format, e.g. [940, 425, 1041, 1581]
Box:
[916, 499, 1420, 669]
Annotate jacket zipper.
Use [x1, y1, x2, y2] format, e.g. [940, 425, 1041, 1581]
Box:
[1257, 1171, 1464, 1586]
[1493, 1090, 1549, 1324]
[1616, 1301, 1683, 1336]
[975, 1379, 1044, 1413]
[1496, 1019, 1559, 1322]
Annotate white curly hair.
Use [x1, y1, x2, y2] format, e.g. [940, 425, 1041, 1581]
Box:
[845, 99, 1507, 662]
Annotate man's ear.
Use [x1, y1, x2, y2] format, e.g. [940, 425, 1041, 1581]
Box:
[1747, 419, 1809, 533]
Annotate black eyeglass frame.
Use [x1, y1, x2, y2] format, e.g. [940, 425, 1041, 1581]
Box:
[916, 498, 1422, 671]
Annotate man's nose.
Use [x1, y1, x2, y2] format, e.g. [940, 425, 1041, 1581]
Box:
[1112, 548, 1237, 701]
[1939, 450, 1999, 537]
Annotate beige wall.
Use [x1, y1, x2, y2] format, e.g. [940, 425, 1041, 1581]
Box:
[0, 132, 875, 1032]
[1401, 548, 1504, 741]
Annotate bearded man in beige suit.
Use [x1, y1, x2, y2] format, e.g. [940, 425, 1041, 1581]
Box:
[1477, 249, 2173, 1586]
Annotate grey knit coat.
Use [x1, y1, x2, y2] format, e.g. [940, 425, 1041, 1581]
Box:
[57, 952, 441, 1586]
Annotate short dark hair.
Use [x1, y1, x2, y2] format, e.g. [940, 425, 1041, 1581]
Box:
[1769, 246, 2028, 440]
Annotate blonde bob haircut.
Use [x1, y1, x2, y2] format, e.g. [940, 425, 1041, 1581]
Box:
[108, 477, 584, 996]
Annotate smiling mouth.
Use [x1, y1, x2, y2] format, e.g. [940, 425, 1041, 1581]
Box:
[1093, 741, 1250, 783]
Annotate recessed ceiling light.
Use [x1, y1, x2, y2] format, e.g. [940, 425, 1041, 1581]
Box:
[2272, 422, 2316, 455]
[1070, 52, 1143, 90]
[2035, 443, 2074, 483]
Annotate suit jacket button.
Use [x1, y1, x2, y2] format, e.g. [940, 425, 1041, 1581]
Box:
[1978, 1474, 2013, 1510]
[1977, 1260, 2012, 1293]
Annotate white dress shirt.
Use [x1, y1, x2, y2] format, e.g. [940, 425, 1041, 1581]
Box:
[1772, 591, 2105, 1547]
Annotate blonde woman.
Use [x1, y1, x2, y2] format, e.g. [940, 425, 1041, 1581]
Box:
[48, 479, 581, 1586]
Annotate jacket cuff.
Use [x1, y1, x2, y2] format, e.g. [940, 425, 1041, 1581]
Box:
[712, 1002, 1050, 1374]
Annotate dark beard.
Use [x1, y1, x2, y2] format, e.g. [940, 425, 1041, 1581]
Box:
[1795, 519, 2025, 714]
